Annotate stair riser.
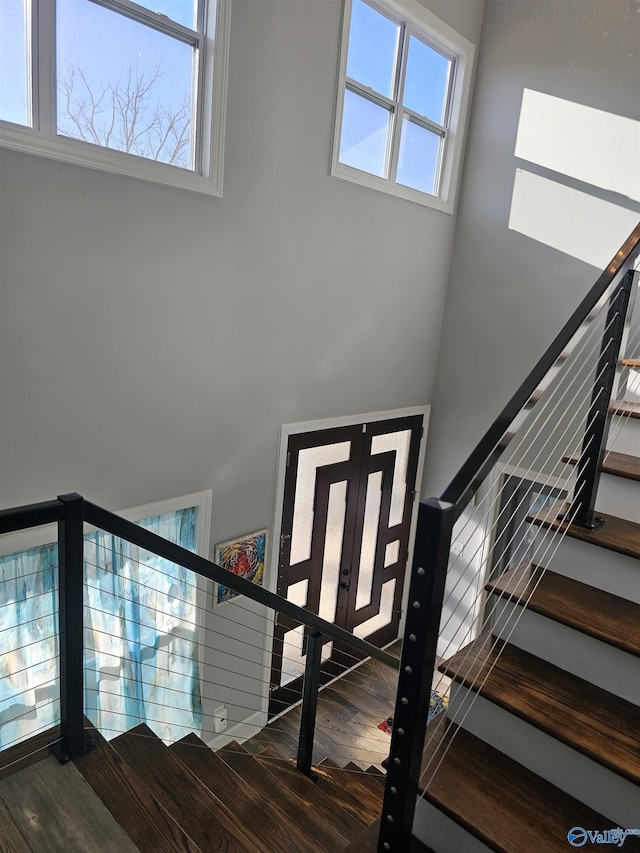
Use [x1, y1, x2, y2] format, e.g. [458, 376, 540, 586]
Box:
[536, 535, 640, 603]
[595, 471, 640, 523]
[607, 413, 640, 456]
[413, 798, 492, 853]
[446, 685, 638, 827]
[491, 599, 640, 705]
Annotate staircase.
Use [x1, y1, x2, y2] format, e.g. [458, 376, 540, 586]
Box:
[412, 406, 640, 851]
[0, 718, 393, 852]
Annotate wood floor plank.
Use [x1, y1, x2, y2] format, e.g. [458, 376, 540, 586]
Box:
[486, 564, 640, 656]
[0, 754, 140, 853]
[419, 718, 640, 853]
[0, 796, 36, 852]
[75, 725, 201, 853]
[169, 733, 326, 853]
[530, 503, 640, 559]
[111, 725, 261, 853]
[439, 634, 640, 784]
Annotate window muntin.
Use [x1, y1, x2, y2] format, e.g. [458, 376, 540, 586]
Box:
[0, 0, 230, 195]
[332, 0, 474, 212]
[338, 0, 454, 196]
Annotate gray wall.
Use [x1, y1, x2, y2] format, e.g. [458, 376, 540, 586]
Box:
[424, 0, 640, 497]
[0, 0, 483, 543]
[0, 0, 484, 734]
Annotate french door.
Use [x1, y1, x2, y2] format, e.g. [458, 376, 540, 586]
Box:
[269, 415, 423, 716]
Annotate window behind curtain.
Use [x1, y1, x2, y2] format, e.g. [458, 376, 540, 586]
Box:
[0, 504, 203, 750]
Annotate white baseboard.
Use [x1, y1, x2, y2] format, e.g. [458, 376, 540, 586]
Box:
[202, 709, 268, 750]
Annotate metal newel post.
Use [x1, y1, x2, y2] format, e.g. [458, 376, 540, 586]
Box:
[52, 493, 93, 763]
[378, 499, 456, 852]
[573, 270, 636, 529]
[297, 630, 323, 778]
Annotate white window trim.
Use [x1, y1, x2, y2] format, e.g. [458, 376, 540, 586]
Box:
[0, 489, 212, 558]
[331, 0, 475, 213]
[0, 0, 231, 197]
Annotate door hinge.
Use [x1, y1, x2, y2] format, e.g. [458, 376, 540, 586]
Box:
[286, 451, 291, 467]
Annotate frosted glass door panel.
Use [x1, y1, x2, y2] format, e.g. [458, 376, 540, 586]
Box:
[371, 429, 411, 526]
[319, 481, 347, 624]
[356, 472, 383, 609]
[354, 579, 396, 639]
[290, 442, 351, 565]
[270, 414, 423, 716]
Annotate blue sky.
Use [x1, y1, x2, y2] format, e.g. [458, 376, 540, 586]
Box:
[340, 0, 451, 192]
[1, 0, 196, 165]
[1, 0, 450, 187]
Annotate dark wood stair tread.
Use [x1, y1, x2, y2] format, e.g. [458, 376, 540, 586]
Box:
[419, 718, 640, 853]
[253, 746, 364, 844]
[341, 817, 435, 853]
[76, 725, 201, 852]
[563, 449, 640, 481]
[610, 401, 640, 419]
[342, 761, 385, 798]
[315, 758, 381, 824]
[111, 724, 262, 852]
[486, 564, 640, 656]
[439, 635, 640, 784]
[169, 733, 324, 853]
[530, 503, 640, 559]
[218, 740, 353, 851]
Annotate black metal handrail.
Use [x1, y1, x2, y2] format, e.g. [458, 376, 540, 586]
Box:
[378, 222, 640, 852]
[83, 499, 399, 670]
[441, 222, 640, 522]
[0, 491, 399, 768]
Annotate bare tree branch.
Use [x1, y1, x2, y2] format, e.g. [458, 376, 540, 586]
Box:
[58, 61, 192, 168]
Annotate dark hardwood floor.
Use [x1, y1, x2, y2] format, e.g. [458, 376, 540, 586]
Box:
[242, 645, 402, 770]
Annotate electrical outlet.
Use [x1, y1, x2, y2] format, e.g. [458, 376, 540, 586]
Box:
[213, 705, 227, 733]
[451, 541, 465, 556]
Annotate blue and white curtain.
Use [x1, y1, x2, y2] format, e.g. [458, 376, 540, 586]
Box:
[0, 506, 203, 750]
[0, 545, 59, 750]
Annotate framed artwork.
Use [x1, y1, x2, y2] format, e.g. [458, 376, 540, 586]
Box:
[213, 528, 268, 607]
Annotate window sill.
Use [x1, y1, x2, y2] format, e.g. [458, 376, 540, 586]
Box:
[0, 121, 223, 197]
[330, 161, 454, 213]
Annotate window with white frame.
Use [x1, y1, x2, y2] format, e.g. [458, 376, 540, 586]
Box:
[0, 0, 230, 195]
[332, 0, 474, 212]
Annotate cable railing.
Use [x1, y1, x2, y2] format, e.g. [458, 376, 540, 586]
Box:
[379, 222, 640, 852]
[1, 227, 639, 851]
[0, 488, 401, 820]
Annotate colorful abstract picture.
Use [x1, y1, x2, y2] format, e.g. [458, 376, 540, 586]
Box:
[213, 529, 268, 607]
